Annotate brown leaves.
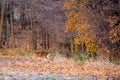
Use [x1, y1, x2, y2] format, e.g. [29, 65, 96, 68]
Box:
[0, 56, 120, 78]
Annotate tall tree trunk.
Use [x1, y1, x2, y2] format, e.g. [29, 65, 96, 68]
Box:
[0, 0, 6, 48]
[46, 29, 49, 50]
[47, 32, 50, 49]
[32, 22, 37, 51]
[10, 9, 15, 48]
[41, 27, 45, 50]
[30, 17, 37, 51]
[70, 39, 74, 53]
[75, 44, 78, 53]
[49, 34, 52, 50]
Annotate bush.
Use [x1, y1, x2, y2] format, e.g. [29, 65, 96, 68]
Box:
[77, 78, 84, 80]
[75, 54, 90, 61]
[44, 77, 55, 80]
[111, 60, 120, 65]
[0, 48, 32, 57]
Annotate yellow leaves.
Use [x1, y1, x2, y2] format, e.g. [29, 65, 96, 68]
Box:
[86, 42, 97, 54]
[74, 38, 80, 45]
[74, 36, 97, 54]
[64, 0, 98, 55]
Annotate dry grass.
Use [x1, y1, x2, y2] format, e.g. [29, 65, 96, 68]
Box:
[0, 48, 32, 57]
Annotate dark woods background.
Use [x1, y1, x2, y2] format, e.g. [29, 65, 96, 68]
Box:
[0, 0, 67, 51]
[0, 0, 120, 61]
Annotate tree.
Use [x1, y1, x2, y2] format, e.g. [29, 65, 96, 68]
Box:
[0, 0, 6, 48]
[64, 0, 120, 61]
[0, 0, 67, 53]
[64, 0, 98, 55]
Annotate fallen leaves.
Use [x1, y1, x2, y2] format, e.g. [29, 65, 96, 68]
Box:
[0, 56, 120, 78]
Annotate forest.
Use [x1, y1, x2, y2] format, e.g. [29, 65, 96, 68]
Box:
[0, 0, 120, 79]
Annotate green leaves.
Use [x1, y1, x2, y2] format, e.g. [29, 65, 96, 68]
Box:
[44, 77, 55, 80]
[77, 78, 84, 80]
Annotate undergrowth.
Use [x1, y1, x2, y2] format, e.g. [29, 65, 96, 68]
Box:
[0, 49, 32, 57]
[111, 60, 120, 65]
[74, 53, 90, 62]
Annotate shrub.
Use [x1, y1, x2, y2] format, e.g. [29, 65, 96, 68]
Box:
[44, 77, 55, 80]
[75, 54, 90, 61]
[111, 60, 120, 65]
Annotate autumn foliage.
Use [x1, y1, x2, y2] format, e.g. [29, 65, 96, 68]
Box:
[64, 0, 120, 61]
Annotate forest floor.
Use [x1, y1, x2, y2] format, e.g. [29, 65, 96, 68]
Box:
[0, 56, 120, 80]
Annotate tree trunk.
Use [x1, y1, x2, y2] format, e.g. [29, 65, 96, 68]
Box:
[32, 23, 37, 51]
[41, 27, 46, 50]
[70, 38, 74, 53]
[0, 0, 6, 48]
[10, 9, 15, 48]
[45, 29, 48, 50]
[75, 44, 78, 53]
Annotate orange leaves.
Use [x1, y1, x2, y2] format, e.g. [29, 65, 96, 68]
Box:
[109, 25, 120, 43]
[65, 12, 84, 32]
[66, 18, 76, 32]
[63, 0, 77, 10]
[74, 38, 80, 45]
[76, 24, 89, 34]
[64, 0, 98, 54]
[0, 56, 120, 77]
[64, 0, 89, 33]
[66, 11, 75, 18]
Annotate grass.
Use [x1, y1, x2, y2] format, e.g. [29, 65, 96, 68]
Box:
[43, 77, 84, 80]
[0, 48, 32, 57]
[44, 77, 55, 80]
[111, 60, 120, 65]
[49, 53, 56, 57]
[77, 78, 84, 80]
[75, 54, 90, 62]
[34, 49, 48, 53]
